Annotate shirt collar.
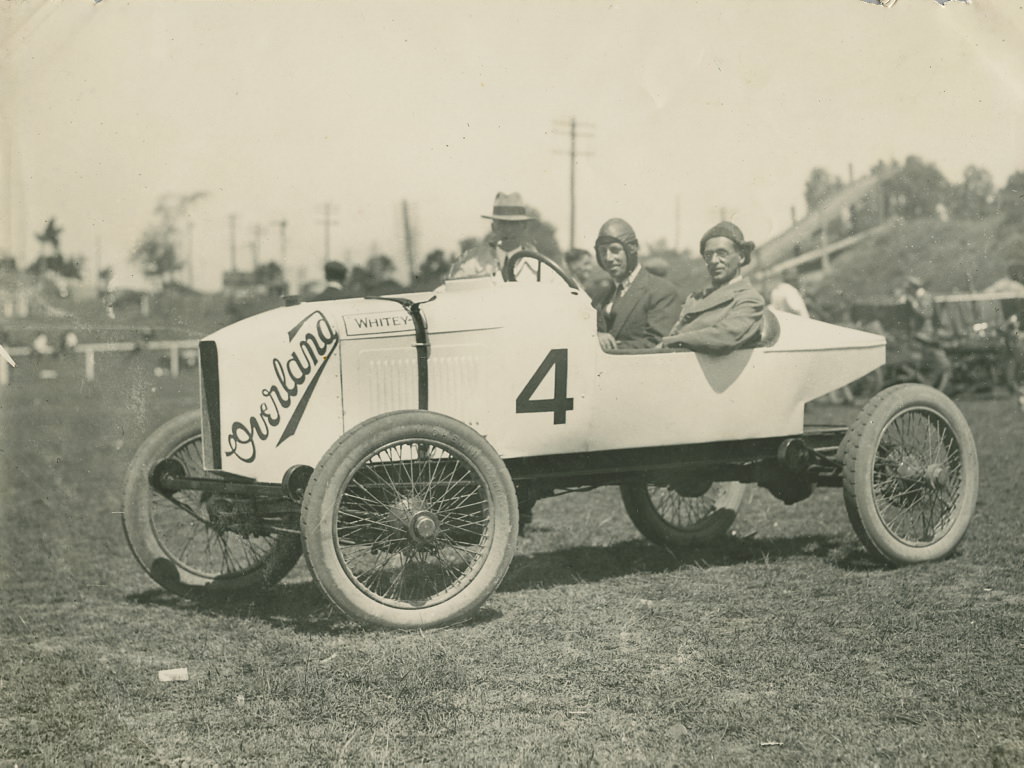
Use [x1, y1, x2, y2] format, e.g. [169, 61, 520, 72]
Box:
[618, 263, 643, 292]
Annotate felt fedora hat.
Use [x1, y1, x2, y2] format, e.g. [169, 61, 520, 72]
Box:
[482, 192, 534, 221]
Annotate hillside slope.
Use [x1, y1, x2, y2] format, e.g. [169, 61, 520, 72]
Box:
[816, 217, 1006, 301]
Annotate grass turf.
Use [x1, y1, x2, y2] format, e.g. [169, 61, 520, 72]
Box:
[1, 364, 1022, 766]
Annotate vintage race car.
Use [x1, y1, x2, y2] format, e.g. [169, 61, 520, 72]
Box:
[123, 254, 979, 629]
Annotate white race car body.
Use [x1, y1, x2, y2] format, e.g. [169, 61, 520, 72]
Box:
[199, 277, 885, 484]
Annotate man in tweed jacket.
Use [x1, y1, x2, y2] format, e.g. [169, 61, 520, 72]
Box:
[659, 222, 765, 355]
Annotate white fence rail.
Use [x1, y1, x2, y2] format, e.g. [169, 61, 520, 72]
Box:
[0, 339, 199, 386]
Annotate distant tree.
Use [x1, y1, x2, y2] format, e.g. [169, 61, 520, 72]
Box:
[997, 170, 1024, 211]
[412, 249, 450, 290]
[882, 156, 950, 219]
[346, 265, 371, 297]
[131, 192, 206, 286]
[26, 218, 82, 279]
[458, 237, 480, 255]
[996, 171, 1024, 238]
[804, 167, 845, 212]
[0, 252, 16, 272]
[253, 261, 286, 293]
[643, 239, 705, 294]
[949, 165, 995, 219]
[366, 254, 403, 294]
[26, 253, 81, 279]
[871, 159, 899, 176]
[523, 211, 562, 260]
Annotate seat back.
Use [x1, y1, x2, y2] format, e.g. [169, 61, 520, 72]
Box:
[759, 308, 782, 348]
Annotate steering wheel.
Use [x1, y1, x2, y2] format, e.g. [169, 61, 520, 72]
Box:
[502, 250, 580, 290]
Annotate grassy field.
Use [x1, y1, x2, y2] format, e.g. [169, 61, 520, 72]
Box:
[2, 357, 1023, 766]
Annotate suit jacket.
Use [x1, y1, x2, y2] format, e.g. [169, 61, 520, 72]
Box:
[597, 267, 681, 349]
[665, 276, 765, 355]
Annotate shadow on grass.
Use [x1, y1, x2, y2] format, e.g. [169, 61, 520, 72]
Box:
[499, 533, 890, 593]
[126, 533, 889, 633]
[127, 582, 507, 635]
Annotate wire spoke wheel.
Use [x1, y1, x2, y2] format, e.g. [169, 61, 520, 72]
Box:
[335, 440, 493, 608]
[301, 411, 517, 629]
[871, 409, 964, 546]
[123, 411, 301, 596]
[841, 384, 978, 563]
[620, 481, 748, 547]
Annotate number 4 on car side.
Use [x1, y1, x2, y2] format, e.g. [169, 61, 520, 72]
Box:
[122, 256, 979, 629]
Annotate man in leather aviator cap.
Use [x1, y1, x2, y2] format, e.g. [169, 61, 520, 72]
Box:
[594, 217, 681, 350]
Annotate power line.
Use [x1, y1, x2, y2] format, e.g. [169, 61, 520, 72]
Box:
[553, 117, 595, 251]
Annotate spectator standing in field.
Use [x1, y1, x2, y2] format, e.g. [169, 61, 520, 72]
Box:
[594, 218, 681, 351]
[659, 222, 765, 354]
[902, 275, 952, 392]
[59, 329, 79, 355]
[564, 247, 613, 306]
[310, 261, 348, 302]
[770, 270, 809, 317]
[31, 332, 54, 358]
[448, 192, 550, 282]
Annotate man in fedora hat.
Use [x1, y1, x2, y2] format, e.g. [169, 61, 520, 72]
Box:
[658, 221, 765, 354]
[449, 192, 548, 281]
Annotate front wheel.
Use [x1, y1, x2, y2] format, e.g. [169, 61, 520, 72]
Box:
[300, 411, 518, 629]
[840, 384, 978, 563]
[122, 411, 302, 597]
[620, 481, 750, 547]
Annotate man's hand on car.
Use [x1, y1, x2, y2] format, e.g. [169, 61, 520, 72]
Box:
[598, 332, 617, 351]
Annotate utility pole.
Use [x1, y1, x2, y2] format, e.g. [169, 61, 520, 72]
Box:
[228, 214, 238, 273]
[674, 195, 680, 252]
[401, 200, 416, 284]
[186, 218, 195, 287]
[250, 224, 262, 271]
[273, 219, 287, 267]
[553, 117, 594, 251]
[274, 219, 288, 290]
[319, 203, 338, 266]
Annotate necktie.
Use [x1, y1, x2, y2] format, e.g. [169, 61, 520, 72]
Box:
[611, 283, 625, 306]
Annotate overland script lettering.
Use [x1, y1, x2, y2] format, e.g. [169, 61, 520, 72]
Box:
[225, 310, 339, 463]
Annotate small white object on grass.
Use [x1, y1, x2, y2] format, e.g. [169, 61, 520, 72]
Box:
[158, 667, 189, 682]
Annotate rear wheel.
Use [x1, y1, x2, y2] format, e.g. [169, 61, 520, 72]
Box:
[840, 384, 978, 563]
[122, 411, 302, 597]
[300, 411, 517, 629]
[620, 481, 749, 547]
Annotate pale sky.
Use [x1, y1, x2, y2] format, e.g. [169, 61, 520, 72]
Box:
[2, 0, 1022, 291]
